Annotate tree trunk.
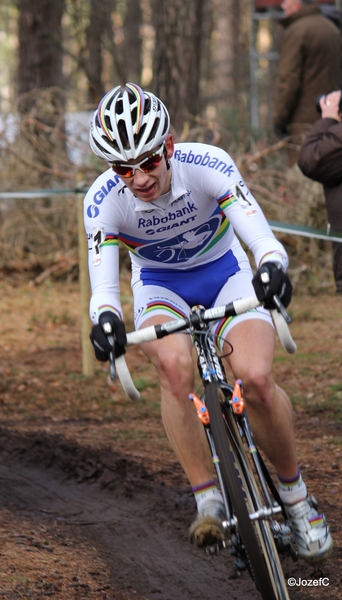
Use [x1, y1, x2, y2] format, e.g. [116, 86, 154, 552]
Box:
[85, 0, 106, 106]
[152, 0, 208, 136]
[122, 0, 143, 85]
[17, 0, 66, 183]
[18, 0, 65, 116]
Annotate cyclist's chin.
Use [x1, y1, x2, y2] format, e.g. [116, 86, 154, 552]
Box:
[134, 182, 159, 202]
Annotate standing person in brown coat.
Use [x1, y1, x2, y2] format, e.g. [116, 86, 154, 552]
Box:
[298, 90, 342, 294]
[273, 0, 342, 166]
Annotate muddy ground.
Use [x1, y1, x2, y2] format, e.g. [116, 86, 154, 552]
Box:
[0, 270, 341, 599]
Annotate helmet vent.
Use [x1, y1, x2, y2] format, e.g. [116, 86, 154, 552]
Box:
[118, 119, 129, 149]
[101, 136, 120, 153]
[161, 114, 168, 136]
[115, 98, 124, 116]
[146, 117, 160, 144]
[106, 95, 114, 111]
[134, 123, 147, 146]
[104, 115, 112, 132]
[131, 107, 137, 127]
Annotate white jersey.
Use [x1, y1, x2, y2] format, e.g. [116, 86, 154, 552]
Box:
[84, 142, 288, 324]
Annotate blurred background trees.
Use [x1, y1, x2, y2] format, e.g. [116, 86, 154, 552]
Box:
[0, 0, 338, 291]
[1, 0, 280, 139]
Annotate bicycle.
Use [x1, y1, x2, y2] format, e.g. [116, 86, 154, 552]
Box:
[103, 294, 298, 600]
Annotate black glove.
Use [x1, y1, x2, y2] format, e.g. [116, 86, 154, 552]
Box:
[89, 311, 127, 362]
[252, 262, 292, 310]
[274, 124, 290, 139]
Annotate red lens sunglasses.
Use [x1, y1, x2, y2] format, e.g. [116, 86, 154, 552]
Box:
[111, 144, 165, 178]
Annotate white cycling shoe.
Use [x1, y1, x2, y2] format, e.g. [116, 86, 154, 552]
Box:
[189, 500, 229, 547]
[285, 495, 333, 564]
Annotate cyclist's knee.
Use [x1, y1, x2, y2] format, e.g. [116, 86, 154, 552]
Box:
[156, 348, 194, 393]
[239, 371, 276, 409]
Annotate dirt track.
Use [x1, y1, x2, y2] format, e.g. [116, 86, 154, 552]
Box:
[0, 427, 339, 600]
[0, 431, 260, 600]
[0, 277, 341, 599]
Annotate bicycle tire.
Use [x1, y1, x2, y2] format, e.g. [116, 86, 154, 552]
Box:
[224, 405, 290, 600]
[205, 382, 289, 600]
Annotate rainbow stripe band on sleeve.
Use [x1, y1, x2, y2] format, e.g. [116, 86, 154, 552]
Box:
[100, 234, 118, 248]
[98, 305, 122, 320]
[259, 252, 286, 268]
[217, 191, 237, 211]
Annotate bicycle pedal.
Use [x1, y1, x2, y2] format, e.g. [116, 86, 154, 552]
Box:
[205, 539, 229, 555]
[273, 526, 299, 561]
[205, 543, 221, 556]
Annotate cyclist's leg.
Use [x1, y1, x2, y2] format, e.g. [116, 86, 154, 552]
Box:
[225, 318, 298, 479]
[213, 265, 298, 480]
[213, 266, 333, 563]
[133, 284, 214, 487]
[225, 322, 333, 563]
[133, 284, 227, 545]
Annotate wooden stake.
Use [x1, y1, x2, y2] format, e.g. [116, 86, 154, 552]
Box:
[76, 176, 94, 376]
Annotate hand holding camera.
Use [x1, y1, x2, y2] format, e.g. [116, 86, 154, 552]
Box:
[315, 90, 342, 122]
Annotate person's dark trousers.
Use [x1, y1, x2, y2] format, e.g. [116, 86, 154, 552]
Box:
[332, 241, 342, 293]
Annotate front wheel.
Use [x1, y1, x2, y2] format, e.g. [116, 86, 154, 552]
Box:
[205, 382, 289, 600]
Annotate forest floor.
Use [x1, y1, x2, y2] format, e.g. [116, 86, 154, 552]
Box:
[0, 269, 341, 599]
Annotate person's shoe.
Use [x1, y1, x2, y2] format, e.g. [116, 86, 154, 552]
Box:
[189, 500, 229, 547]
[285, 495, 333, 564]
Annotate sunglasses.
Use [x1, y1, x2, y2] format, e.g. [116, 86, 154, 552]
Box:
[111, 145, 165, 178]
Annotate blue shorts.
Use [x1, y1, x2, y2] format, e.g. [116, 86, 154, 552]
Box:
[139, 249, 240, 308]
[132, 252, 272, 350]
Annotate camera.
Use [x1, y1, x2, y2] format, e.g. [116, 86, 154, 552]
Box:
[315, 91, 342, 114]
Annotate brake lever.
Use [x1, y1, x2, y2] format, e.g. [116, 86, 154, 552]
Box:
[108, 335, 116, 380]
[259, 270, 292, 324]
[272, 294, 291, 324]
[102, 323, 116, 380]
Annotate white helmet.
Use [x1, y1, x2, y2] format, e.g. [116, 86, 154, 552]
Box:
[89, 83, 170, 162]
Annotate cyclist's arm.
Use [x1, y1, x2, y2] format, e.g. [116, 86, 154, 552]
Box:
[84, 177, 123, 324]
[228, 193, 288, 270]
[193, 147, 288, 270]
[203, 163, 288, 270]
[87, 230, 122, 324]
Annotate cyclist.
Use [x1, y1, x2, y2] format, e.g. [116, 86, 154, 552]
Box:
[85, 83, 332, 564]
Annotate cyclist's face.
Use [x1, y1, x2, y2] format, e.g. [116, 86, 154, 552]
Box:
[118, 134, 174, 203]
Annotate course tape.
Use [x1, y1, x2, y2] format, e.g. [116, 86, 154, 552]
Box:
[0, 186, 88, 199]
[269, 220, 342, 243]
[0, 190, 341, 242]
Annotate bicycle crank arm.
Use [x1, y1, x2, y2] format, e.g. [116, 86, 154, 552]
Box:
[249, 505, 282, 520]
